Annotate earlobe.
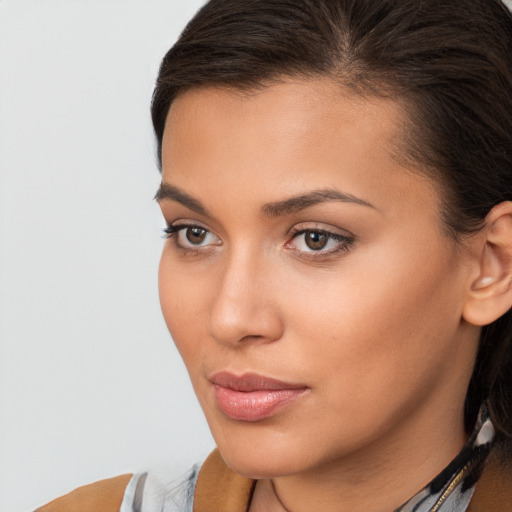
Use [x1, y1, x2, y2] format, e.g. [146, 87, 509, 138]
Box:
[463, 202, 512, 327]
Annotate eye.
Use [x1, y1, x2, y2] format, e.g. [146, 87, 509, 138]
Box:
[184, 226, 207, 245]
[302, 231, 330, 250]
[288, 228, 354, 255]
[164, 223, 221, 250]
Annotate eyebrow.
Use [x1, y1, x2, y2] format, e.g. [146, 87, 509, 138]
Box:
[155, 182, 375, 217]
[155, 182, 209, 216]
[262, 189, 375, 217]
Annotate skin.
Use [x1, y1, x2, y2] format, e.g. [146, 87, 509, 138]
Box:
[157, 79, 484, 511]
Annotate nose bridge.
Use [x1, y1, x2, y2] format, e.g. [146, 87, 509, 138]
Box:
[207, 243, 282, 346]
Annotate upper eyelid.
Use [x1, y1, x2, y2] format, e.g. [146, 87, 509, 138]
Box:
[288, 223, 355, 239]
[167, 218, 209, 227]
[291, 226, 349, 236]
[164, 219, 214, 234]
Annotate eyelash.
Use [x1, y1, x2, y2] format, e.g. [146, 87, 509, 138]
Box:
[163, 223, 219, 253]
[163, 223, 355, 258]
[163, 223, 201, 239]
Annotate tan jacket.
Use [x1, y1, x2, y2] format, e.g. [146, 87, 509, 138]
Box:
[35, 450, 512, 512]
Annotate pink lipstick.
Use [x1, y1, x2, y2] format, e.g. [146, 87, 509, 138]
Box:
[210, 372, 308, 422]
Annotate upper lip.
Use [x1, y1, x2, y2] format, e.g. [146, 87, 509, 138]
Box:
[209, 371, 307, 392]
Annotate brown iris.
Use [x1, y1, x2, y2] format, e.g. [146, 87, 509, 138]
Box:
[186, 227, 207, 244]
[305, 231, 328, 250]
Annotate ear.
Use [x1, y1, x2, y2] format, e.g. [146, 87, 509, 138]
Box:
[463, 201, 512, 326]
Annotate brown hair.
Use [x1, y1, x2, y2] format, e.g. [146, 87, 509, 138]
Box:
[151, 0, 512, 453]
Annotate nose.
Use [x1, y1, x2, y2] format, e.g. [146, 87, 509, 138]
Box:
[206, 249, 284, 347]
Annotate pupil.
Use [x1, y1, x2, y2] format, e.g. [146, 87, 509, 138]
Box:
[186, 227, 206, 244]
[305, 231, 327, 250]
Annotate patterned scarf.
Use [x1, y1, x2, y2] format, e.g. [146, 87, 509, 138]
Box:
[396, 404, 495, 512]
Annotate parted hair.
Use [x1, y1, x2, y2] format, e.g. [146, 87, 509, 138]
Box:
[151, 0, 512, 454]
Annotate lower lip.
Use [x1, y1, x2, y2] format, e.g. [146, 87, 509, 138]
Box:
[213, 385, 307, 422]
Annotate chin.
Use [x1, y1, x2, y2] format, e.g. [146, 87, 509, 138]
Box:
[210, 422, 321, 479]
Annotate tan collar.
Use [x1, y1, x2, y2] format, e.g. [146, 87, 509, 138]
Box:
[193, 449, 255, 512]
[193, 449, 511, 512]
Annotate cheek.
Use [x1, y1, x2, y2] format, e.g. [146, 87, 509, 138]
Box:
[281, 235, 465, 396]
[158, 250, 208, 367]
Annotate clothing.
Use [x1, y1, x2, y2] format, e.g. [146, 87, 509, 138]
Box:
[36, 407, 511, 512]
[34, 474, 133, 512]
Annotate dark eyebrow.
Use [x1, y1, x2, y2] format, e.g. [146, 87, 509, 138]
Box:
[154, 182, 209, 216]
[262, 189, 375, 217]
[155, 182, 375, 218]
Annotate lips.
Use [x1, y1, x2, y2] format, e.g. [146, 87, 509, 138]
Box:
[210, 372, 308, 422]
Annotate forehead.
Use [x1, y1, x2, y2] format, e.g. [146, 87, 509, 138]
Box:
[164, 79, 404, 160]
[161, 79, 440, 220]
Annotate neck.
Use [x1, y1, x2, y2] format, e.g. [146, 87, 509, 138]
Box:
[250, 403, 467, 512]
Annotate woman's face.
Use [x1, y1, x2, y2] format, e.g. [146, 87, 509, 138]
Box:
[157, 80, 480, 479]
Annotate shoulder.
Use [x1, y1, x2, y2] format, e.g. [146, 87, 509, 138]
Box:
[35, 466, 200, 512]
[34, 467, 199, 512]
[34, 474, 133, 512]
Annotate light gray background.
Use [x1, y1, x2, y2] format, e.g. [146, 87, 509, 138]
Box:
[0, 2, 213, 511]
[2, 1, 512, 511]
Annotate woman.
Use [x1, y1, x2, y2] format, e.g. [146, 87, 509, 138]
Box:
[37, 0, 512, 510]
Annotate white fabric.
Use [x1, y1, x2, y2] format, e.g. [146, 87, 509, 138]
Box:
[120, 466, 200, 512]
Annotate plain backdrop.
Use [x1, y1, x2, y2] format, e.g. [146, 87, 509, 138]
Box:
[2, 1, 512, 511]
[0, 2, 213, 511]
